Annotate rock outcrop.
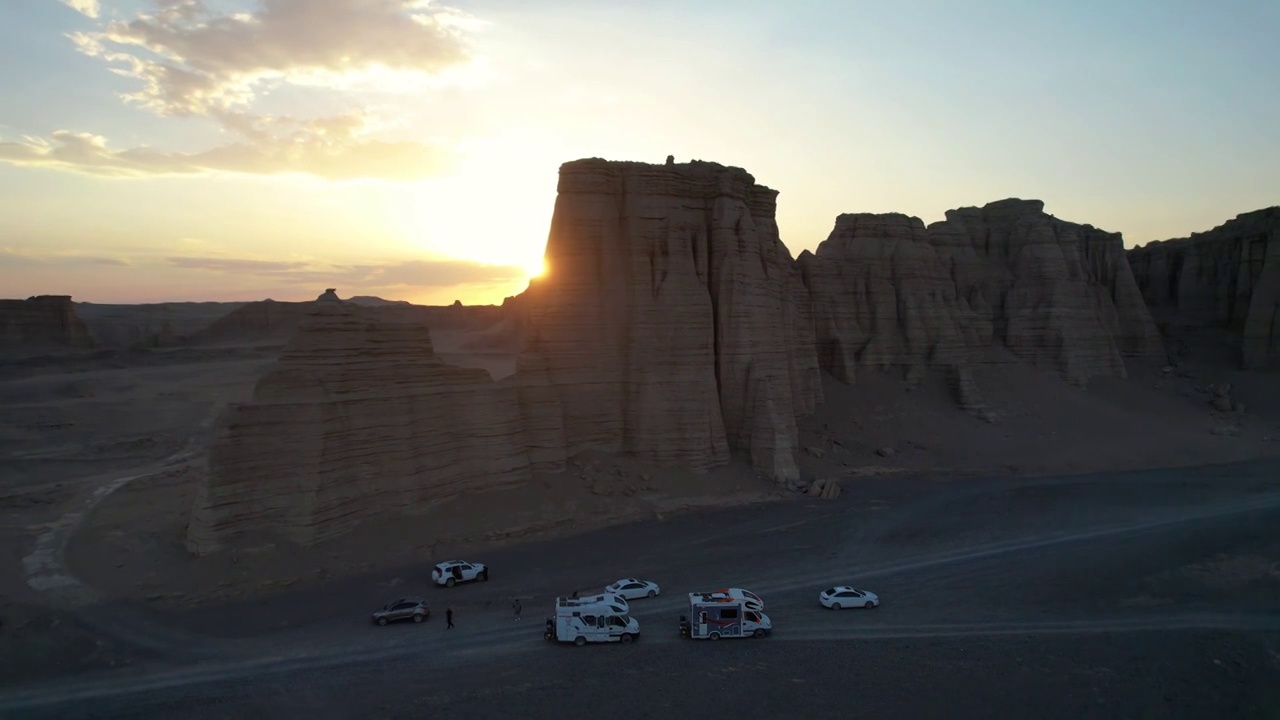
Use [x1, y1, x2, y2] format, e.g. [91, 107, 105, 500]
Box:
[800, 199, 1165, 387]
[188, 160, 1173, 552]
[521, 158, 821, 483]
[1128, 207, 1280, 368]
[185, 302, 568, 552]
[0, 295, 94, 354]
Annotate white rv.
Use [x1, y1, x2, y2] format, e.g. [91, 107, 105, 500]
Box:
[543, 594, 640, 646]
[679, 591, 772, 640]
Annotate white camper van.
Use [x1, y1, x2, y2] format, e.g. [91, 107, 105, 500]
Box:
[679, 591, 772, 640]
[543, 594, 640, 646]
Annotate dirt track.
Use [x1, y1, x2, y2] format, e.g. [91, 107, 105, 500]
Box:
[3, 459, 1279, 719]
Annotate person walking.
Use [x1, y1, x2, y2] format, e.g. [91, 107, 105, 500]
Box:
[513, 598, 522, 621]
[446, 607, 454, 629]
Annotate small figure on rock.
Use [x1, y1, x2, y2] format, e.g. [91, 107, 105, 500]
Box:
[665, 154, 674, 165]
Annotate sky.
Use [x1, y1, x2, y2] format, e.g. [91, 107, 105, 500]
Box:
[1, 0, 1277, 306]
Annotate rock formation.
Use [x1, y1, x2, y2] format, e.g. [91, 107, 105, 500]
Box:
[76, 301, 247, 350]
[800, 199, 1165, 388]
[0, 295, 94, 354]
[185, 302, 568, 552]
[1128, 207, 1280, 368]
[188, 159, 1173, 552]
[520, 158, 821, 483]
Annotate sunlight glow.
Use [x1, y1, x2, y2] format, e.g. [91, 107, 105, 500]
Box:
[524, 256, 547, 279]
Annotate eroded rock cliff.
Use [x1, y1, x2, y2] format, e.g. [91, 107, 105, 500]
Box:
[1128, 207, 1280, 368]
[800, 199, 1165, 388]
[521, 158, 821, 482]
[0, 295, 94, 354]
[189, 161, 1171, 553]
[185, 302, 567, 552]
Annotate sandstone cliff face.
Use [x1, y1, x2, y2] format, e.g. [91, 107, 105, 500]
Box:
[1128, 207, 1280, 368]
[0, 295, 94, 354]
[799, 199, 1165, 387]
[520, 158, 821, 483]
[185, 302, 567, 553]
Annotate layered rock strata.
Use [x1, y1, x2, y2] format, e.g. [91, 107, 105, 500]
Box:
[521, 158, 821, 482]
[189, 161, 1171, 552]
[1127, 207, 1280, 368]
[800, 199, 1165, 387]
[185, 302, 567, 552]
[0, 295, 94, 354]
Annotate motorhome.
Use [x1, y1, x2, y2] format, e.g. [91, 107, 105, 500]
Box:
[679, 592, 772, 640]
[544, 594, 639, 646]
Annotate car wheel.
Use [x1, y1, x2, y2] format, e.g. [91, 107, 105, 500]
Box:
[480, 571, 488, 581]
[574, 636, 586, 647]
[445, 577, 455, 588]
[647, 590, 656, 598]
[832, 602, 842, 610]
[709, 631, 721, 641]
[864, 601, 874, 609]
[620, 633, 633, 644]
[377, 617, 388, 626]
[413, 614, 424, 623]
[753, 629, 766, 638]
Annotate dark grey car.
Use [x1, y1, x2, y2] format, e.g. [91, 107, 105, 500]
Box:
[372, 597, 431, 626]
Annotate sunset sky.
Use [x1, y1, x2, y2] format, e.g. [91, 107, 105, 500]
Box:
[1, 0, 1277, 306]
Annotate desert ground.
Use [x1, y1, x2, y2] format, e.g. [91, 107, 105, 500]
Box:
[3, 306, 1280, 718]
[1, 460, 1278, 719]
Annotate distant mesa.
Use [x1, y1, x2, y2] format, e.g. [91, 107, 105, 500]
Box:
[187, 156, 1172, 552]
[0, 295, 95, 355]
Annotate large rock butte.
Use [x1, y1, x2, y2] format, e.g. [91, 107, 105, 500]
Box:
[0, 295, 94, 354]
[187, 159, 1167, 551]
[1128, 207, 1280, 368]
[800, 199, 1165, 387]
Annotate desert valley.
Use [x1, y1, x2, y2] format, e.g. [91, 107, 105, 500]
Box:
[3, 158, 1280, 718]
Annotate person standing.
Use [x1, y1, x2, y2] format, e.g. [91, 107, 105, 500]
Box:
[446, 607, 454, 629]
[513, 598, 522, 621]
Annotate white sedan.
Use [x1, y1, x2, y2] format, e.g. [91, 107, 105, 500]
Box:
[604, 578, 661, 600]
[819, 586, 879, 609]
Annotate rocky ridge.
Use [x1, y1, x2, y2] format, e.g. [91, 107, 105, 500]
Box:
[1128, 207, 1280, 368]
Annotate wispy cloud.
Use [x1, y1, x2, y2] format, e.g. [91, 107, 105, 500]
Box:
[0, 117, 454, 180]
[2, 246, 129, 266]
[70, 0, 476, 117]
[1, 0, 482, 180]
[62, 0, 101, 19]
[165, 255, 526, 287]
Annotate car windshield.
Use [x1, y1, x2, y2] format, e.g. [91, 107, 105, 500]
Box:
[824, 587, 837, 595]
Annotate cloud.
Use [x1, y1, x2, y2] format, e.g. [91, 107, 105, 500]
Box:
[165, 255, 527, 287]
[0, 112, 455, 180]
[1, 0, 483, 180]
[2, 247, 129, 266]
[72, 0, 476, 117]
[63, 0, 101, 19]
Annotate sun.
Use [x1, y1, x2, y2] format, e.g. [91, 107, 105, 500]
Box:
[524, 257, 547, 279]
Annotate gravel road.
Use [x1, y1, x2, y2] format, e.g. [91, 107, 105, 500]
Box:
[4, 460, 1279, 719]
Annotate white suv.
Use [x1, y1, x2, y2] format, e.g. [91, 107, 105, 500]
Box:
[431, 560, 489, 588]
